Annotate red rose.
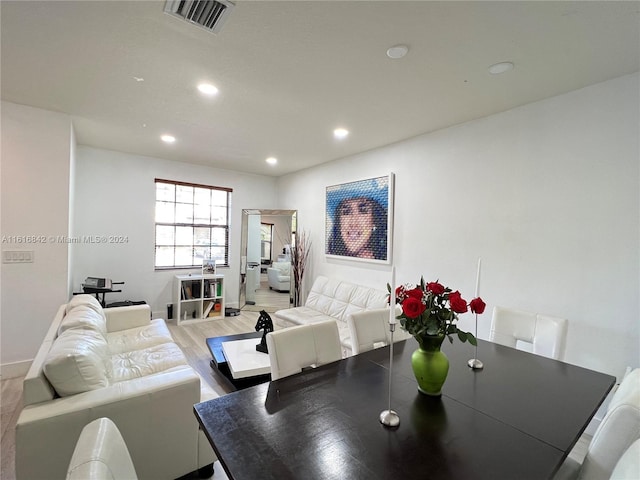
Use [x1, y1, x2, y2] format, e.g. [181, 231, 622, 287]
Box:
[426, 282, 445, 296]
[402, 296, 426, 319]
[448, 291, 468, 313]
[469, 297, 486, 314]
[406, 288, 424, 301]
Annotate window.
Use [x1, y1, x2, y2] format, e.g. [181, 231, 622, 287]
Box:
[261, 223, 273, 263]
[154, 179, 232, 269]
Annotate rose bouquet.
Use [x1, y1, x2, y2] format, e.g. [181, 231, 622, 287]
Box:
[389, 277, 486, 346]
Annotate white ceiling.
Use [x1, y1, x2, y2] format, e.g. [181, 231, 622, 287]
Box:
[2, 1, 638, 177]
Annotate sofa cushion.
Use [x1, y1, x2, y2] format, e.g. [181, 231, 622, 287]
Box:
[65, 294, 106, 319]
[107, 318, 174, 354]
[58, 305, 107, 336]
[273, 306, 352, 349]
[110, 342, 189, 383]
[273, 262, 291, 274]
[275, 306, 336, 327]
[43, 328, 110, 396]
[304, 276, 387, 323]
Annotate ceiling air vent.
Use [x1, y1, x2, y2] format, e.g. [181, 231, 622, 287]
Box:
[164, 0, 235, 34]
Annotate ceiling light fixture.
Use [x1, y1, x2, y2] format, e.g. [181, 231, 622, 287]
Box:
[266, 157, 278, 165]
[488, 62, 514, 75]
[161, 134, 176, 143]
[197, 83, 219, 95]
[386, 45, 409, 59]
[333, 128, 349, 139]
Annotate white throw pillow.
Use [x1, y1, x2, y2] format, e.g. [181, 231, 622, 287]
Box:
[43, 328, 110, 396]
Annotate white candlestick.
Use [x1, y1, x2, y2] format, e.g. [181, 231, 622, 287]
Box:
[389, 266, 396, 324]
[475, 258, 481, 297]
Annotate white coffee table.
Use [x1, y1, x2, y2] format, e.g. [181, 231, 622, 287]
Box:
[221, 338, 271, 379]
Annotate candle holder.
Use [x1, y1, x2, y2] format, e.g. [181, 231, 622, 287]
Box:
[379, 322, 400, 427]
[467, 313, 483, 370]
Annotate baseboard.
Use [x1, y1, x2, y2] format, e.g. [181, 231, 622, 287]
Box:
[0, 359, 32, 379]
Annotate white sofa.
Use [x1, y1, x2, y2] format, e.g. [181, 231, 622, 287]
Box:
[15, 295, 217, 480]
[66, 417, 138, 480]
[274, 275, 389, 356]
[267, 261, 291, 291]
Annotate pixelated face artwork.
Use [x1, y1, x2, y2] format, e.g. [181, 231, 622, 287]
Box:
[337, 197, 377, 257]
[326, 175, 392, 262]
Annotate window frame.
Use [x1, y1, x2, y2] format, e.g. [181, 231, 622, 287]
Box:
[154, 178, 232, 270]
[261, 222, 273, 264]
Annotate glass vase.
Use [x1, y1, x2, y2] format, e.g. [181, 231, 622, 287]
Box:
[411, 334, 449, 396]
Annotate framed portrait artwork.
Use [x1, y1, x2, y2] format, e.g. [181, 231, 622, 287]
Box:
[325, 173, 394, 264]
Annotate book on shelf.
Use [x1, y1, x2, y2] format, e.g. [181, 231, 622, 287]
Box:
[203, 301, 214, 318]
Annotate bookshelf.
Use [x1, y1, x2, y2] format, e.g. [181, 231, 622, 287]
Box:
[174, 274, 225, 325]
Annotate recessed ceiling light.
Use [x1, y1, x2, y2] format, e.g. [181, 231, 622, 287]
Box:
[386, 45, 409, 59]
[266, 157, 278, 165]
[133, 76, 144, 82]
[161, 135, 176, 143]
[333, 128, 349, 139]
[488, 62, 514, 75]
[197, 83, 219, 95]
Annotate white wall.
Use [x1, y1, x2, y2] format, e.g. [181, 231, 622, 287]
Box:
[72, 147, 279, 319]
[1, 102, 73, 370]
[277, 73, 640, 379]
[247, 214, 262, 265]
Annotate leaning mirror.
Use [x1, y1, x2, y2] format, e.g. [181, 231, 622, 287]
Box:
[239, 209, 297, 313]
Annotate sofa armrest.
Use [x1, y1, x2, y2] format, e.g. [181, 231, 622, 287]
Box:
[104, 304, 152, 332]
[16, 366, 201, 480]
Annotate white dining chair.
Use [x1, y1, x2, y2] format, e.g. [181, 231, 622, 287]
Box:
[554, 368, 640, 480]
[347, 307, 412, 355]
[266, 319, 342, 380]
[66, 418, 138, 480]
[489, 306, 567, 360]
[610, 438, 640, 480]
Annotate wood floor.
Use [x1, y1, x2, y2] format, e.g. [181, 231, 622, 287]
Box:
[243, 277, 291, 313]
[0, 305, 593, 479]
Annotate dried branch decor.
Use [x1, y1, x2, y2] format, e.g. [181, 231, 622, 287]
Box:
[291, 230, 311, 307]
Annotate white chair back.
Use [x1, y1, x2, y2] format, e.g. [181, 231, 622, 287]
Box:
[579, 368, 640, 480]
[67, 417, 138, 480]
[347, 307, 412, 355]
[610, 438, 640, 480]
[490, 306, 567, 360]
[266, 320, 342, 380]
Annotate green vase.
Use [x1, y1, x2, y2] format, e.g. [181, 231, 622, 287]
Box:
[411, 334, 449, 396]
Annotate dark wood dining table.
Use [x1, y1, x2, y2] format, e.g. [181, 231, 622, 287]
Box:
[194, 337, 615, 480]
